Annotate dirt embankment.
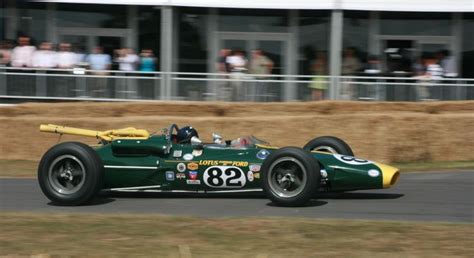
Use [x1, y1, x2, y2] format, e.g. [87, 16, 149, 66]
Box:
[1, 101, 473, 163]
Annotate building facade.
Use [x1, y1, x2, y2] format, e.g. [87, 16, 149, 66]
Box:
[1, 0, 473, 100]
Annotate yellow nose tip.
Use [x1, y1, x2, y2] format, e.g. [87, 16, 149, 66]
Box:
[376, 163, 400, 188]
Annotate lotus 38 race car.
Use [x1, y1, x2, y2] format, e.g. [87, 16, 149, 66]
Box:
[38, 124, 400, 207]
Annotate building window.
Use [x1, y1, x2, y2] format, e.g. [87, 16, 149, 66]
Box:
[138, 6, 161, 68]
[56, 4, 127, 28]
[380, 12, 451, 36]
[462, 13, 474, 78]
[218, 8, 288, 33]
[177, 7, 208, 73]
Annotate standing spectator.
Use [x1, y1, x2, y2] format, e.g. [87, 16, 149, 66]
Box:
[139, 49, 157, 72]
[86, 46, 111, 97]
[249, 49, 274, 101]
[117, 48, 139, 72]
[32, 42, 57, 68]
[341, 47, 360, 100]
[57, 43, 78, 69]
[11, 36, 36, 68]
[226, 49, 248, 101]
[216, 48, 231, 101]
[438, 50, 457, 78]
[416, 54, 443, 100]
[137, 49, 157, 99]
[56, 43, 78, 97]
[0, 40, 12, 66]
[11, 36, 36, 95]
[308, 51, 327, 101]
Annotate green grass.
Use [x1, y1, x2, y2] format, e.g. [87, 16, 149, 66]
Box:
[1, 159, 472, 178]
[0, 213, 472, 257]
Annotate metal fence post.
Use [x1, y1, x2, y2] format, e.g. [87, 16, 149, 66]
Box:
[0, 68, 6, 95]
[329, 10, 343, 100]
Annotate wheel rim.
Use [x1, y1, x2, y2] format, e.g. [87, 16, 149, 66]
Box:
[48, 155, 86, 195]
[267, 157, 307, 198]
[312, 145, 338, 154]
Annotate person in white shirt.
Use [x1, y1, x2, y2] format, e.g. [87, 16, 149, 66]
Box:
[117, 48, 139, 71]
[11, 36, 36, 68]
[438, 50, 457, 78]
[32, 42, 57, 68]
[57, 43, 78, 69]
[226, 49, 248, 101]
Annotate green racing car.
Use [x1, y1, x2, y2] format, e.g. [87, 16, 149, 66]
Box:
[37, 123, 400, 207]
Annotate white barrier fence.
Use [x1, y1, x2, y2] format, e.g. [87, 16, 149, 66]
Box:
[1, 67, 473, 102]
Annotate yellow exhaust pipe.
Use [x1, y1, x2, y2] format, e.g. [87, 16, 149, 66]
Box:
[376, 163, 400, 188]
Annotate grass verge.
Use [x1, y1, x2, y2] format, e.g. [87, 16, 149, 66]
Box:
[1, 159, 473, 178]
[0, 213, 473, 257]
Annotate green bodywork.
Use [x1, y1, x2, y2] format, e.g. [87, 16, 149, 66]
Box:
[94, 134, 392, 192]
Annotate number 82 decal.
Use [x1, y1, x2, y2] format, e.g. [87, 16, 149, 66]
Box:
[203, 166, 246, 188]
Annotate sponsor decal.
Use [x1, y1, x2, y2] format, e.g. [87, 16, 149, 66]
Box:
[176, 172, 186, 179]
[333, 154, 373, 166]
[198, 160, 249, 167]
[186, 179, 201, 185]
[189, 171, 198, 180]
[183, 153, 194, 161]
[203, 166, 246, 188]
[165, 171, 175, 181]
[172, 150, 182, 158]
[256, 149, 270, 160]
[368, 169, 380, 177]
[254, 172, 260, 179]
[247, 171, 254, 182]
[249, 164, 261, 172]
[177, 163, 186, 173]
[187, 162, 199, 170]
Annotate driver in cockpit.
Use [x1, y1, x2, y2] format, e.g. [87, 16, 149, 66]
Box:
[175, 126, 199, 144]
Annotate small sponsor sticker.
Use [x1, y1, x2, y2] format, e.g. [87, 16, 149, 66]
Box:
[254, 172, 260, 179]
[165, 171, 175, 181]
[189, 171, 198, 180]
[187, 162, 199, 170]
[172, 150, 183, 158]
[249, 164, 261, 172]
[176, 172, 186, 179]
[247, 171, 254, 182]
[183, 153, 194, 161]
[368, 169, 380, 177]
[256, 149, 270, 160]
[177, 163, 186, 172]
[186, 179, 201, 185]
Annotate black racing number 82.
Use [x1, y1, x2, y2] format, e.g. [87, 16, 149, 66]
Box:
[204, 166, 246, 188]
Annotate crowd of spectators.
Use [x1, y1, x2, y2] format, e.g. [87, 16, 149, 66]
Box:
[0, 36, 158, 72]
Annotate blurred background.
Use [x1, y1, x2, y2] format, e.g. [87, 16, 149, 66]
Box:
[0, 0, 473, 102]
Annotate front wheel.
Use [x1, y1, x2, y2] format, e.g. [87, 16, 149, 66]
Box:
[261, 147, 320, 207]
[38, 142, 104, 206]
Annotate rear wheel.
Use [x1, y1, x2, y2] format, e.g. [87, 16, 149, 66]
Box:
[261, 147, 320, 207]
[303, 136, 354, 156]
[38, 142, 103, 206]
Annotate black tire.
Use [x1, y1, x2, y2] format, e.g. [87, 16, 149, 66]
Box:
[303, 136, 354, 156]
[261, 147, 320, 207]
[38, 142, 104, 206]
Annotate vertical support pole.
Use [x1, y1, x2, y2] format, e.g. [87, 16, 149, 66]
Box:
[368, 12, 380, 56]
[207, 8, 218, 100]
[452, 13, 463, 100]
[284, 9, 298, 101]
[161, 6, 173, 100]
[46, 3, 57, 44]
[127, 5, 138, 50]
[5, 0, 18, 40]
[329, 10, 343, 100]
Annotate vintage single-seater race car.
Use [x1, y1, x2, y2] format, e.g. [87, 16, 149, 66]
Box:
[38, 124, 400, 207]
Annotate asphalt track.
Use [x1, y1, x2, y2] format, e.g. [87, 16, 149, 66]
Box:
[1, 171, 473, 222]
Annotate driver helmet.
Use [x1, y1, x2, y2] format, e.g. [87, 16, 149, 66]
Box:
[176, 126, 199, 144]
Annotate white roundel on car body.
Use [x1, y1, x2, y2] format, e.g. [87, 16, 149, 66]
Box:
[368, 169, 380, 177]
[333, 154, 373, 165]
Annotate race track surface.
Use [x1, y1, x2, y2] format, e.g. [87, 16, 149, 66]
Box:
[1, 171, 473, 222]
